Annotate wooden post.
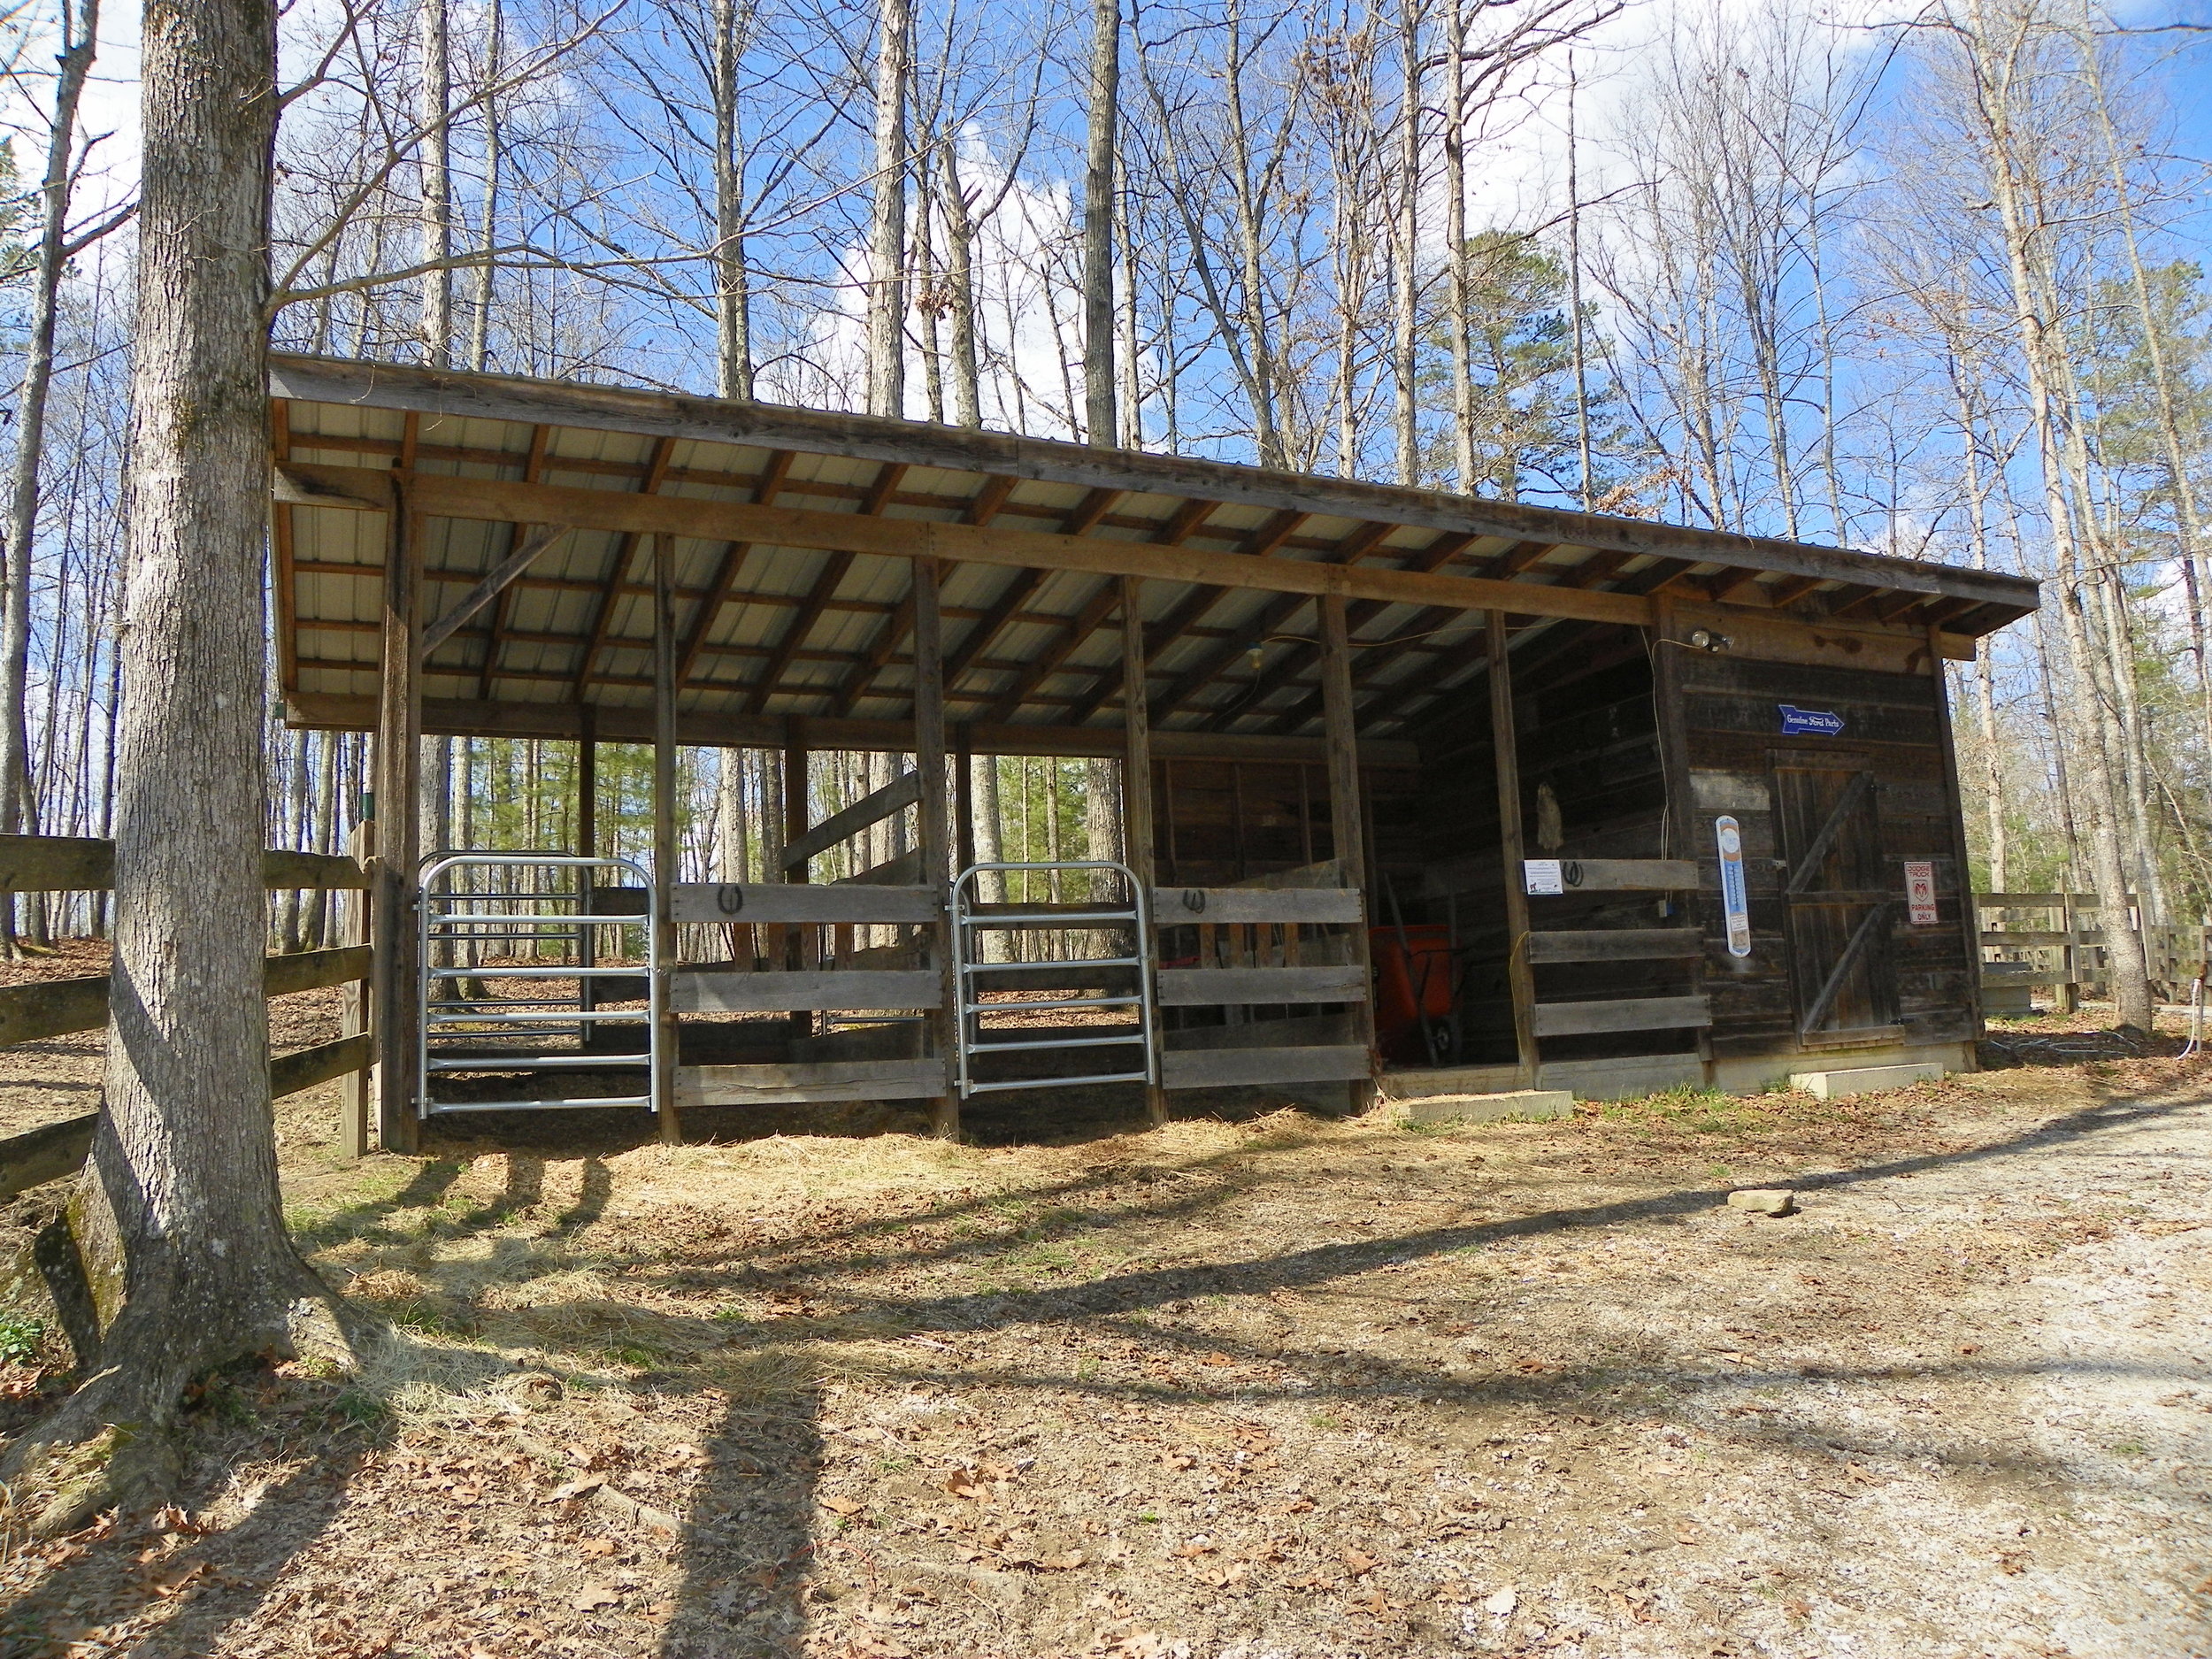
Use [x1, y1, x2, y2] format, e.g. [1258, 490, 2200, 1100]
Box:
[1650, 597, 1711, 1078]
[912, 557, 961, 1141]
[1319, 595, 1377, 1103]
[1928, 625, 1985, 1060]
[653, 534, 683, 1140]
[782, 741, 810, 1037]
[338, 818, 373, 1159]
[955, 725, 977, 875]
[1122, 576, 1168, 1127]
[2058, 890, 2079, 1015]
[577, 703, 598, 1022]
[1486, 610, 1538, 1087]
[373, 496, 424, 1153]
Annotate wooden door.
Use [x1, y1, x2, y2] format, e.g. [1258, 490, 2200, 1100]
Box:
[1770, 758, 1899, 1045]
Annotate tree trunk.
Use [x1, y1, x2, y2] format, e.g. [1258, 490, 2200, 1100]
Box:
[712, 0, 753, 400]
[0, 0, 98, 958]
[941, 146, 981, 429]
[1, 0, 359, 1532]
[1081, 0, 1118, 446]
[418, 0, 452, 366]
[866, 0, 910, 419]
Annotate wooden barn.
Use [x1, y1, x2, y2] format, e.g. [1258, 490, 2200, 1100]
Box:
[265, 355, 2039, 1150]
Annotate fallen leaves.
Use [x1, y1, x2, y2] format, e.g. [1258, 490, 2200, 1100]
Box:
[572, 1584, 621, 1611]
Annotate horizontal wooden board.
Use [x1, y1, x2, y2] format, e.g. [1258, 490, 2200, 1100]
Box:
[1150, 887, 1363, 925]
[0, 836, 367, 894]
[837, 849, 926, 887]
[675, 970, 942, 1012]
[1529, 995, 1713, 1037]
[1161, 1044, 1372, 1090]
[0, 974, 111, 1048]
[272, 1032, 375, 1097]
[0, 1111, 99, 1201]
[1156, 965, 1369, 1006]
[670, 883, 940, 924]
[781, 771, 922, 869]
[1525, 928, 1703, 964]
[678, 1058, 949, 1105]
[265, 944, 374, 997]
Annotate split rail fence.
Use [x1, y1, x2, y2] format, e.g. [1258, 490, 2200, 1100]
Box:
[0, 832, 371, 1201]
[1976, 892, 2212, 1012]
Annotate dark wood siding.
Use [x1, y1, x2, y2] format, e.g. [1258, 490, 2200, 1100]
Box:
[1679, 654, 1975, 1058]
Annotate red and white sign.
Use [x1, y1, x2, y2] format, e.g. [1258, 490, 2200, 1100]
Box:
[1904, 860, 1938, 926]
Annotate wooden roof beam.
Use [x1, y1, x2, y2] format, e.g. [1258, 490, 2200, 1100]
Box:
[1151, 521, 1396, 730]
[672, 449, 795, 691]
[474, 423, 552, 698]
[564, 434, 673, 702]
[743, 462, 910, 714]
[830, 474, 1023, 717]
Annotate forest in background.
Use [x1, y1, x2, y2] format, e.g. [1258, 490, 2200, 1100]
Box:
[0, 0, 2202, 987]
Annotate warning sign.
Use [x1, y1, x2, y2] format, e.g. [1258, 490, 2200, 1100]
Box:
[1904, 860, 1938, 926]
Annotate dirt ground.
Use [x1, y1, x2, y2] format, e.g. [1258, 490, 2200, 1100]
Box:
[2, 1008, 2209, 1658]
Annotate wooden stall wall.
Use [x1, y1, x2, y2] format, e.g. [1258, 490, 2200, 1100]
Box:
[1409, 630, 1687, 1067]
[1678, 652, 1977, 1062]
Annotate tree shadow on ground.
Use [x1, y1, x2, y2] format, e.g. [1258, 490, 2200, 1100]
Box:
[0, 1079, 2195, 1656]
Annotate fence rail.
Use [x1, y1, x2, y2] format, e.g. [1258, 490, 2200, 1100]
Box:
[1975, 890, 2210, 1012]
[0, 834, 373, 1200]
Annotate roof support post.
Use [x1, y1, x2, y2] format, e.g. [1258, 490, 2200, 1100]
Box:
[578, 704, 598, 1022]
[1486, 610, 1538, 1088]
[911, 557, 960, 1141]
[1122, 577, 1167, 1129]
[1650, 595, 1713, 1080]
[782, 738, 812, 1039]
[652, 534, 682, 1142]
[373, 493, 424, 1153]
[1319, 595, 1378, 1102]
[1928, 621, 1985, 1063]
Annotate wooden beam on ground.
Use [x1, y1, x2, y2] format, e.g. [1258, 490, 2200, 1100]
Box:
[1122, 576, 1168, 1129]
[1319, 595, 1376, 1096]
[911, 557, 960, 1141]
[1489, 611, 1537, 1087]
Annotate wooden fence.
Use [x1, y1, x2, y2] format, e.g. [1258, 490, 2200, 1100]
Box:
[1976, 891, 2211, 1013]
[0, 833, 372, 1201]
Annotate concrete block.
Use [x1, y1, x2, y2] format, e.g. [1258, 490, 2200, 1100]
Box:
[1404, 1090, 1574, 1125]
[1786, 1061, 1946, 1100]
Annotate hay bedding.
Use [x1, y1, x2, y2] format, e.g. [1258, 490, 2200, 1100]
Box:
[2, 1031, 2209, 1656]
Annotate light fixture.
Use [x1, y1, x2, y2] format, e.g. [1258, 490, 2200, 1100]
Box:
[1686, 628, 1731, 652]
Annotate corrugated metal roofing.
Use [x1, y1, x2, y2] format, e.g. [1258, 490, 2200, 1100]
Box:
[270, 354, 2039, 749]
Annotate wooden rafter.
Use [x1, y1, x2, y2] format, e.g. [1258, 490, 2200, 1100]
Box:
[1232, 531, 1480, 730]
[829, 473, 1019, 718]
[979, 499, 1248, 726]
[1479, 539, 1563, 580]
[744, 462, 910, 714]
[562, 434, 672, 702]
[1056, 498, 1225, 724]
[475, 424, 553, 699]
[1150, 521, 1397, 730]
[1765, 574, 1830, 611]
[673, 449, 794, 690]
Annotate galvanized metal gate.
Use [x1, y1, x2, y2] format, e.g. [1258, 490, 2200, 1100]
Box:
[949, 861, 1157, 1098]
[416, 852, 661, 1117]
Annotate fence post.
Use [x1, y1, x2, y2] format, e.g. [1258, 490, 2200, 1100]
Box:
[338, 820, 374, 1159]
[2058, 892, 2079, 1016]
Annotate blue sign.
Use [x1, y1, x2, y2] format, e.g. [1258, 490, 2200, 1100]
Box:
[1778, 704, 1846, 737]
[1716, 817, 1752, 957]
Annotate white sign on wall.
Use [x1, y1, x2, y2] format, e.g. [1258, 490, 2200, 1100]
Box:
[1523, 858, 1564, 896]
[1905, 860, 1938, 926]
